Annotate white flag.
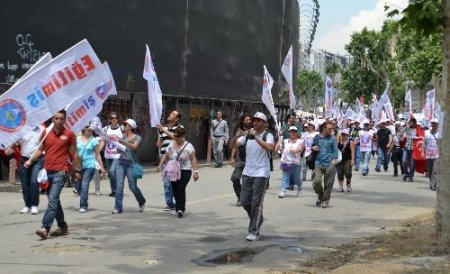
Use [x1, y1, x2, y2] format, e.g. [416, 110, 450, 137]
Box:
[405, 89, 412, 116]
[424, 89, 435, 120]
[64, 62, 117, 133]
[0, 39, 102, 148]
[324, 76, 333, 117]
[14, 53, 53, 86]
[262, 65, 277, 124]
[143, 44, 163, 127]
[281, 46, 296, 110]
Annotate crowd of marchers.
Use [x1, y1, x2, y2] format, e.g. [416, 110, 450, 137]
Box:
[0, 109, 440, 241]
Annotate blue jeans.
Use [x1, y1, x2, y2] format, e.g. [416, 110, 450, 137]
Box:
[42, 171, 68, 230]
[78, 168, 96, 209]
[106, 159, 119, 193]
[354, 145, 361, 170]
[163, 176, 175, 208]
[115, 160, 146, 212]
[302, 162, 308, 180]
[360, 151, 371, 174]
[281, 164, 302, 191]
[376, 147, 389, 171]
[402, 149, 415, 179]
[18, 157, 43, 208]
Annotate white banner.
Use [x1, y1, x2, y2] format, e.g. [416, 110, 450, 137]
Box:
[324, 76, 333, 117]
[14, 53, 53, 86]
[281, 46, 296, 110]
[405, 89, 412, 115]
[423, 89, 435, 120]
[262, 65, 277, 125]
[0, 39, 102, 148]
[64, 62, 117, 133]
[143, 44, 163, 127]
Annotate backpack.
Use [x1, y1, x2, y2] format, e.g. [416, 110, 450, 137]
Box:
[162, 142, 189, 181]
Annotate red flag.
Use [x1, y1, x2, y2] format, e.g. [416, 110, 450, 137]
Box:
[413, 125, 426, 174]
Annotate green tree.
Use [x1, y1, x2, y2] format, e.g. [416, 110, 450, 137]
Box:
[325, 62, 342, 81]
[296, 70, 324, 112]
[387, 0, 449, 251]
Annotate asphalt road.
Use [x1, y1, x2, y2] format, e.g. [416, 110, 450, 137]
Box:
[0, 159, 436, 273]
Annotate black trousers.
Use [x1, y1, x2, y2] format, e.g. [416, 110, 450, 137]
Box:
[171, 170, 192, 213]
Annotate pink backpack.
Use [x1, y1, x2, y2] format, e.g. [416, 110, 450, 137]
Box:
[162, 142, 188, 181]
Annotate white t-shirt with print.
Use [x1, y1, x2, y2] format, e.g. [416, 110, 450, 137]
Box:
[166, 142, 195, 170]
[103, 125, 124, 159]
[359, 129, 374, 152]
[301, 131, 319, 157]
[237, 131, 274, 178]
[281, 138, 303, 164]
[424, 130, 439, 159]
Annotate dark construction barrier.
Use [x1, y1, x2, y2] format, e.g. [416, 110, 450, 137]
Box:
[0, 0, 299, 104]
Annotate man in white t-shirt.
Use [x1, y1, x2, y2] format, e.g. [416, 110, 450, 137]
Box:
[355, 120, 375, 176]
[98, 112, 123, 197]
[231, 112, 274, 241]
[424, 118, 439, 191]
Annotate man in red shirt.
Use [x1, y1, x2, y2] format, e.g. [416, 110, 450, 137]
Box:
[25, 110, 81, 239]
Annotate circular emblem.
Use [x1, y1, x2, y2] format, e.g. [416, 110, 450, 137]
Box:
[0, 99, 26, 132]
[326, 79, 333, 89]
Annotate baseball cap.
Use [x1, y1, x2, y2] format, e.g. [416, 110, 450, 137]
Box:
[362, 119, 370, 125]
[341, 129, 350, 135]
[431, 118, 439, 123]
[289, 126, 298, 131]
[354, 119, 360, 124]
[253, 112, 267, 122]
[123, 118, 137, 129]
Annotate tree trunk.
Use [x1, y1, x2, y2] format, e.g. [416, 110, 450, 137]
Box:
[437, 0, 450, 252]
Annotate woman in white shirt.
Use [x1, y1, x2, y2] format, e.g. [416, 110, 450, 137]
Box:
[157, 127, 199, 218]
[278, 126, 304, 198]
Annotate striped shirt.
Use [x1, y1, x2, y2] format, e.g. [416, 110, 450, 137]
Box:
[159, 123, 182, 155]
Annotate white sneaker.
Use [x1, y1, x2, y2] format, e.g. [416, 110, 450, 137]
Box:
[245, 234, 259, 241]
[79, 208, 87, 213]
[297, 190, 303, 197]
[139, 204, 145, 212]
[20, 207, 30, 214]
[278, 191, 286, 198]
[347, 184, 352, 192]
[30, 206, 39, 215]
[95, 192, 101, 196]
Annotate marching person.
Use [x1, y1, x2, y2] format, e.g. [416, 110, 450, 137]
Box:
[375, 119, 392, 172]
[230, 114, 252, 206]
[424, 118, 439, 191]
[156, 110, 183, 211]
[278, 126, 304, 198]
[157, 127, 199, 218]
[25, 110, 81, 239]
[312, 121, 339, 208]
[12, 125, 45, 214]
[211, 110, 229, 168]
[231, 112, 274, 241]
[98, 112, 123, 197]
[355, 120, 375, 176]
[389, 122, 406, 177]
[113, 119, 146, 214]
[350, 120, 361, 171]
[336, 129, 354, 192]
[402, 118, 418, 182]
[302, 121, 319, 181]
[74, 125, 105, 213]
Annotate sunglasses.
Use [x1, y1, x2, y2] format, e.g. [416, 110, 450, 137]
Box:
[110, 117, 118, 120]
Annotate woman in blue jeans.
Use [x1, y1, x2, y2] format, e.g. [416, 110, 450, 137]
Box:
[75, 125, 105, 213]
[113, 119, 147, 214]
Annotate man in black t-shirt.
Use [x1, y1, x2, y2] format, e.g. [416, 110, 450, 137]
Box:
[375, 119, 392, 172]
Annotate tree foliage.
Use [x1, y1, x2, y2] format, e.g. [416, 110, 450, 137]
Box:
[296, 70, 324, 111]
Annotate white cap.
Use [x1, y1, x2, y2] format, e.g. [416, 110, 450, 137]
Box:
[303, 123, 309, 127]
[354, 119, 360, 124]
[431, 118, 439, 124]
[341, 128, 350, 135]
[123, 118, 137, 129]
[289, 126, 298, 131]
[307, 120, 315, 126]
[362, 119, 370, 125]
[378, 119, 387, 125]
[253, 112, 267, 122]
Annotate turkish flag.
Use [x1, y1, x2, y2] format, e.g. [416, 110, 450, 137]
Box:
[413, 125, 426, 174]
